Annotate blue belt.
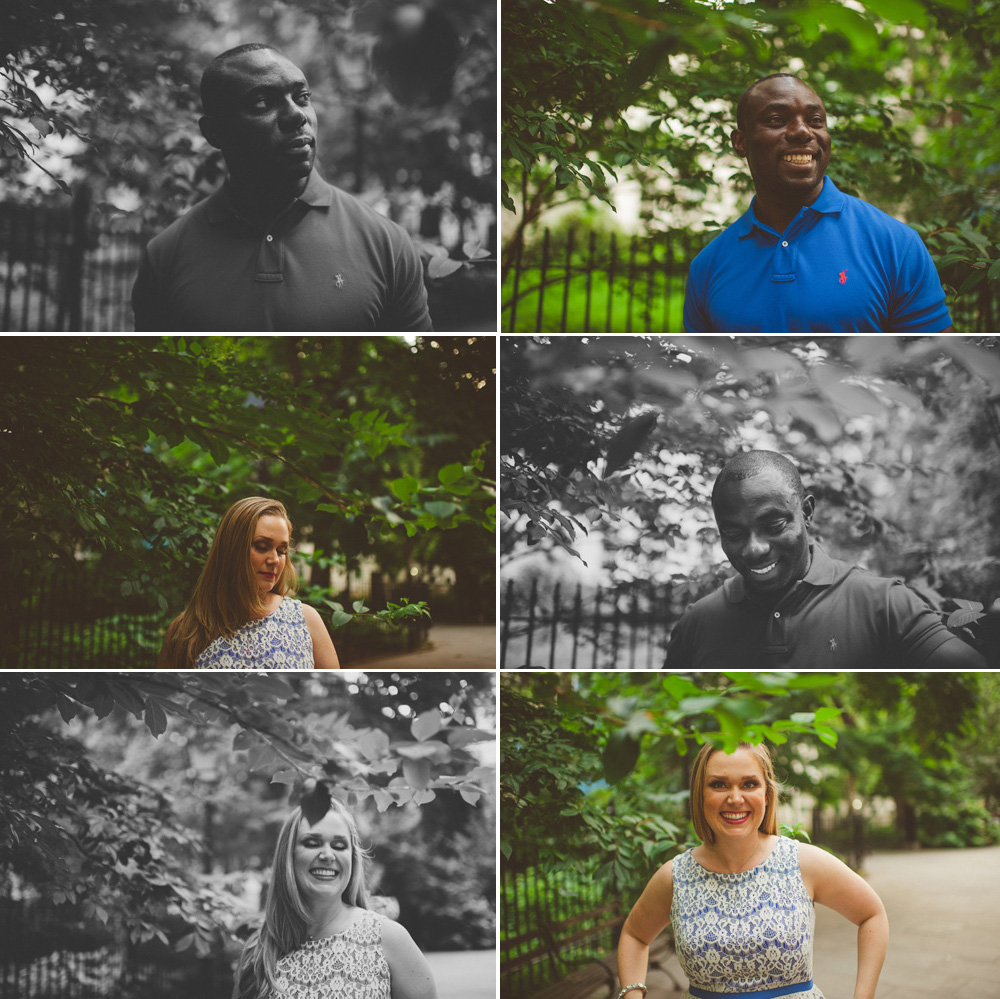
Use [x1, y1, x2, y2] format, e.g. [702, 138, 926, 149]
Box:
[689, 982, 813, 999]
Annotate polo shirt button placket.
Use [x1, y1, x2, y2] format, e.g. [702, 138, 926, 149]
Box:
[772, 235, 795, 283]
[256, 231, 284, 284]
[764, 607, 789, 657]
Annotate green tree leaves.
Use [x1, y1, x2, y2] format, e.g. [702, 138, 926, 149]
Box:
[502, 0, 1000, 316]
[1, 673, 495, 956]
[501, 672, 845, 888]
[2, 337, 495, 660]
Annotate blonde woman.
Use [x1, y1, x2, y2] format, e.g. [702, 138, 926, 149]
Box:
[233, 800, 437, 999]
[157, 496, 339, 668]
[617, 742, 888, 999]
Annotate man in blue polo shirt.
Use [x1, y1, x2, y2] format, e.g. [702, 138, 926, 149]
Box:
[132, 44, 432, 331]
[684, 73, 955, 334]
[664, 450, 984, 669]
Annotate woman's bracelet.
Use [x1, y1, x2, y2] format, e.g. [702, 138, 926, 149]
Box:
[616, 985, 648, 999]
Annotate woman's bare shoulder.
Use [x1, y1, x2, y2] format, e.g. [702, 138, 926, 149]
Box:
[796, 840, 837, 868]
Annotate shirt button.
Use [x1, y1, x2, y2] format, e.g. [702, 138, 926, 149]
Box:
[774, 611, 781, 619]
[781, 240, 789, 247]
[266, 234, 273, 242]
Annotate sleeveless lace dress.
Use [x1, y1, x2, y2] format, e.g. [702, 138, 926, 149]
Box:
[195, 597, 314, 668]
[273, 909, 391, 999]
[671, 837, 824, 999]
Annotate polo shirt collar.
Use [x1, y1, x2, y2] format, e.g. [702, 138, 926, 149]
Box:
[722, 542, 841, 604]
[206, 169, 334, 224]
[736, 176, 849, 239]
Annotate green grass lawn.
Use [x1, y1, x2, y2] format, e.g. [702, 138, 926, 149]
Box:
[503, 266, 688, 334]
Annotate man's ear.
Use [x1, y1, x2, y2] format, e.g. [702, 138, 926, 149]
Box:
[199, 115, 224, 150]
[731, 128, 747, 158]
[802, 493, 816, 524]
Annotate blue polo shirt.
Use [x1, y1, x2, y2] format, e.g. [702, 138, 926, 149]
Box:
[664, 545, 983, 669]
[132, 171, 432, 332]
[683, 177, 952, 334]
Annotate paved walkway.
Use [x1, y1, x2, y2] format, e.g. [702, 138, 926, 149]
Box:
[567, 845, 1000, 998]
[427, 949, 496, 999]
[353, 623, 496, 669]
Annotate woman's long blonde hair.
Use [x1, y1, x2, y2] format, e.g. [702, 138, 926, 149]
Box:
[235, 801, 371, 999]
[164, 496, 299, 666]
[689, 741, 781, 844]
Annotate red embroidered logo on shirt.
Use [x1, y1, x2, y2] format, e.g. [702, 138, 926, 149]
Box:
[838, 270, 847, 284]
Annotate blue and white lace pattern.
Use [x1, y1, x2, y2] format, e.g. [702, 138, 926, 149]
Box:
[671, 837, 825, 999]
[195, 597, 314, 669]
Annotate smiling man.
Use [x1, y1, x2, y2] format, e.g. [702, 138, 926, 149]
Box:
[664, 450, 985, 669]
[683, 73, 955, 335]
[132, 43, 432, 331]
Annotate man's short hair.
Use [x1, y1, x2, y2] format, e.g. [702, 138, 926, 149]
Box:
[200, 43, 279, 116]
[735, 72, 805, 131]
[711, 450, 805, 509]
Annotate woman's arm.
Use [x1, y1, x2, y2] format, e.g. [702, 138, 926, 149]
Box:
[302, 605, 341, 669]
[799, 843, 888, 999]
[617, 860, 674, 996]
[381, 917, 437, 999]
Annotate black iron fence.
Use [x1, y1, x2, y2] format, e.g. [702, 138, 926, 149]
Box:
[502, 227, 709, 335]
[1, 565, 432, 668]
[2, 567, 164, 668]
[500, 864, 625, 999]
[2, 188, 495, 333]
[0, 191, 151, 333]
[0, 946, 233, 999]
[811, 807, 868, 872]
[500, 578, 674, 670]
[0, 892, 233, 999]
[502, 225, 997, 335]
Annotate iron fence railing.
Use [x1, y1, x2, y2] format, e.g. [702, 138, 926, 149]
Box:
[502, 225, 998, 335]
[0, 889, 234, 999]
[2, 189, 495, 334]
[0, 193, 152, 334]
[502, 227, 709, 335]
[500, 864, 625, 999]
[500, 578, 675, 670]
[1, 566, 432, 668]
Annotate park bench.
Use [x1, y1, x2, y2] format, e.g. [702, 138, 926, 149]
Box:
[502, 898, 683, 999]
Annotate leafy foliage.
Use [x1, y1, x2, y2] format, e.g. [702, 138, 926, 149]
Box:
[501, 0, 1000, 318]
[2, 0, 495, 264]
[1, 673, 495, 956]
[501, 336, 1000, 602]
[500, 671, 842, 888]
[501, 669, 997, 902]
[1, 336, 495, 653]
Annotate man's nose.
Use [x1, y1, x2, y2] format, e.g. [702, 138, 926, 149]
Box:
[786, 115, 812, 140]
[742, 533, 769, 561]
[280, 98, 308, 131]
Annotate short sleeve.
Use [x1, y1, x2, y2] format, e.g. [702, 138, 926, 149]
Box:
[886, 230, 952, 334]
[131, 246, 169, 332]
[379, 233, 433, 332]
[664, 611, 694, 668]
[683, 254, 712, 333]
[884, 580, 956, 664]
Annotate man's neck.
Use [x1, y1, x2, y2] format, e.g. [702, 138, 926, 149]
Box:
[752, 182, 824, 235]
[226, 172, 310, 230]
